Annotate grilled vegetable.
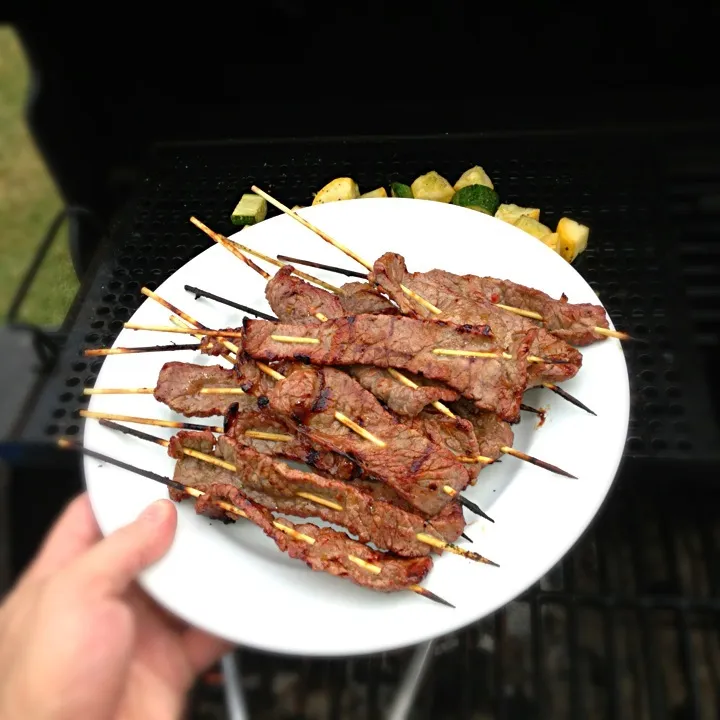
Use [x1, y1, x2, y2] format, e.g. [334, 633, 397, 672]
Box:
[361, 187, 388, 198]
[495, 203, 541, 224]
[390, 182, 413, 199]
[556, 217, 589, 262]
[540, 232, 560, 252]
[451, 185, 500, 216]
[454, 166, 494, 191]
[513, 215, 552, 240]
[411, 171, 455, 203]
[312, 178, 360, 206]
[231, 194, 268, 226]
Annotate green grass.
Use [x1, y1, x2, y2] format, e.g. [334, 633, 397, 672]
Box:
[0, 28, 78, 326]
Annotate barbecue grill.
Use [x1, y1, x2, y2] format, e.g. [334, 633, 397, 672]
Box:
[2, 9, 720, 718]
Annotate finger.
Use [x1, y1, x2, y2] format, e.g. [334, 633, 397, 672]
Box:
[25, 493, 101, 582]
[72, 498, 177, 597]
[182, 626, 235, 675]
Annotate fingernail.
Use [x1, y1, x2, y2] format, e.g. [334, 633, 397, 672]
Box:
[140, 499, 171, 524]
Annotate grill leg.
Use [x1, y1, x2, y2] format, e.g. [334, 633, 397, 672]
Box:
[222, 652, 249, 720]
[387, 640, 435, 720]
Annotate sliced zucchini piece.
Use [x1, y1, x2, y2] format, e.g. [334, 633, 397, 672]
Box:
[451, 184, 500, 215]
[454, 165, 494, 191]
[556, 217, 590, 262]
[360, 187, 388, 198]
[231, 194, 267, 226]
[312, 177, 361, 206]
[513, 215, 552, 240]
[411, 171, 455, 203]
[390, 182, 413, 198]
[495, 203, 541, 224]
[540, 232, 560, 253]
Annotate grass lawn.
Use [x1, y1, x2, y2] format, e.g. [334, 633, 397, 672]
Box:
[0, 28, 78, 326]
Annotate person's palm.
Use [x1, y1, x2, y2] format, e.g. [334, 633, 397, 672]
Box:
[0, 494, 231, 720]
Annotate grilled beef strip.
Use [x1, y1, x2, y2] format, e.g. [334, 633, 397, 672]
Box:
[460, 276, 609, 346]
[339, 281, 398, 315]
[241, 315, 533, 423]
[169, 430, 464, 556]
[403, 411, 482, 484]
[253, 363, 473, 516]
[369, 252, 581, 386]
[453, 400, 515, 461]
[168, 440, 431, 592]
[267, 266, 449, 417]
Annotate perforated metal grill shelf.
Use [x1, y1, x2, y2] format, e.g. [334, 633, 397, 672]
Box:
[14, 132, 720, 463]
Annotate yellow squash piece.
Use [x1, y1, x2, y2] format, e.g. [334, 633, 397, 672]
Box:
[360, 187, 388, 198]
[556, 217, 590, 262]
[495, 203, 541, 224]
[411, 171, 455, 203]
[312, 178, 361, 206]
[540, 232, 560, 252]
[513, 215, 552, 240]
[454, 166, 494, 191]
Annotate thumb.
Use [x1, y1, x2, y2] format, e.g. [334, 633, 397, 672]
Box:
[73, 498, 177, 597]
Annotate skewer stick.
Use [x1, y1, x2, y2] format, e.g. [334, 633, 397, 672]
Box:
[185, 285, 279, 322]
[276, 254, 632, 340]
[167, 316, 236, 365]
[81, 410, 222, 432]
[141, 288, 241, 356]
[98, 420, 493, 567]
[432, 348, 564, 365]
[271, 335, 320, 345]
[189, 216, 341, 294]
[277, 254, 367, 279]
[124, 323, 245, 338]
[142, 289, 488, 518]
[500, 446, 577, 479]
[84, 343, 199, 357]
[57, 438, 452, 605]
[84, 387, 154, 395]
[199, 387, 248, 395]
[250, 186, 442, 315]
[541, 383, 597, 416]
[244, 430, 295, 442]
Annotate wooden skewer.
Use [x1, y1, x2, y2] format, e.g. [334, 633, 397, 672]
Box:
[57, 437, 453, 606]
[189, 216, 341, 294]
[276, 254, 632, 341]
[250, 187, 442, 315]
[142, 289, 488, 517]
[167, 316, 236, 366]
[124, 323, 245, 338]
[271, 335, 320, 344]
[81, 410, 221, 432]
[541, 382, 597, 416]
[83, 387, 154, 395]
[184, 285, 278, 322]
[244, 430, 295, 442]
[84, 343, 199, 357]
[432, 348, 558, 365]
[98, 420, 496, 566]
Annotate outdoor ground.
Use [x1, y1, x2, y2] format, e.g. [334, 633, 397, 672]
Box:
[0, 27, 77, 326]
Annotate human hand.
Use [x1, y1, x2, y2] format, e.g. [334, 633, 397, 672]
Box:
[0, 493, 232, 720]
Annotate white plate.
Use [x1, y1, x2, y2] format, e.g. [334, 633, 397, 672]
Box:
[84, 198, 629, 657]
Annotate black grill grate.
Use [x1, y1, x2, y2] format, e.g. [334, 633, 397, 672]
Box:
[15, 133, 720, 463]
